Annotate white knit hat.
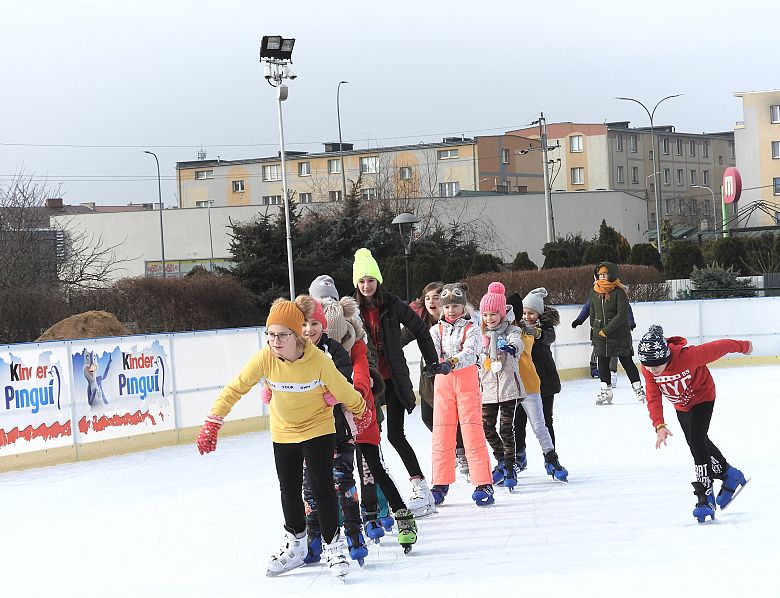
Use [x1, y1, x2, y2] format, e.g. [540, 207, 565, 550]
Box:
[522, 287, 547, 316]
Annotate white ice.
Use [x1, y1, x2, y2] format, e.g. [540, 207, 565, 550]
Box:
[3, 365, 777, 597]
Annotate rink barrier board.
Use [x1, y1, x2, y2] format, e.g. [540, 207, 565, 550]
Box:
[1, 296, 778, 474]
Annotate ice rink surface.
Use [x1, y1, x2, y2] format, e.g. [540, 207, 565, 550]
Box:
[4, 365, 777, 597]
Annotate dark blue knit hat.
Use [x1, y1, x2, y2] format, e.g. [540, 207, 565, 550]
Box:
[639, 324, 671, 366]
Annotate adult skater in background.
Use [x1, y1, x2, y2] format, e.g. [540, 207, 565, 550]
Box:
[195, 298, 366, 580]
[638, 324, 752, 523]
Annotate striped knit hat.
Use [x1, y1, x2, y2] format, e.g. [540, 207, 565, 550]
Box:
[638, 324, 671, 366]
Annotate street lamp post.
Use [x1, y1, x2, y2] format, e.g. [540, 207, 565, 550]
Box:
[391, 212, 420, 302]
[143, 150, 166, 277]
[692, 184, 718, 232]
[616, 94, 682, 254]
[337, 80, 349, 200]
[260, 35, 297, 299]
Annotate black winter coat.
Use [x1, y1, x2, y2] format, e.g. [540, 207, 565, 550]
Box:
[361, 291, 438, 413]
[531, 307, 562, 396]
[316, 333, 354, 445]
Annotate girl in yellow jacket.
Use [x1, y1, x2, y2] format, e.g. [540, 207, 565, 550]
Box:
[196, 298, 365, 581]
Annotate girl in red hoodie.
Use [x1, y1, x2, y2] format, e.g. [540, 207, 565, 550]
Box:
[638, 324, 752, 522]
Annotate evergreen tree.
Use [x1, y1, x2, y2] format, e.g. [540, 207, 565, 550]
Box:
[511, 251, 538, 271]
[629, 243, 663, 270]
[664, 240, 704, 279]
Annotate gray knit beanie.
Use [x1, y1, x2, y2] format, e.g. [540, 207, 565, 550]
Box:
[309, 275, 340, 303]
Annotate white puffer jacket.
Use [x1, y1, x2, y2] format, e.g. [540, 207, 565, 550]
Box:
[479, 321, 526, 404]
[429, 315, 481, 370]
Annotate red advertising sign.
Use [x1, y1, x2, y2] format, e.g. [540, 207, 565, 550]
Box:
[722, 167, 742, 204]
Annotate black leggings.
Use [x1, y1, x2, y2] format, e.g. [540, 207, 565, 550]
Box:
[356, 443, 406, 515]
[303, 441, 361, 536]
[421, 398, 464, 449]
[384, 379, 423, 479]
[273, 434, 339, 542]
[675, 401, 728, 478]
[515, 394, 555, 450]
[598, 356, 640, 385]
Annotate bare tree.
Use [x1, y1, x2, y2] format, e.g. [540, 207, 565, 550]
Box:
[0, 173, 131, 290]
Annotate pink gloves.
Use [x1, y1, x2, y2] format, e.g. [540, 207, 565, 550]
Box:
[196, 414, 224, 455]
[261, 386, 272, 405]
[322, 391, 338, 406]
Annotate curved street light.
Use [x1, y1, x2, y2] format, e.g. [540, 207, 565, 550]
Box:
[143, 150, 166, 277]
[337, 81, 349, 200]
[616, 94, 682, 254]
[391, 212, 420, 302]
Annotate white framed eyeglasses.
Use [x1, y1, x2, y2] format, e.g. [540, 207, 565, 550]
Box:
[266, 331, 295, 341]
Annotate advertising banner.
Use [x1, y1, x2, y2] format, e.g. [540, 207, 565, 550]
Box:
[0, 346, 72, 455]
[70, 337, 175, 443]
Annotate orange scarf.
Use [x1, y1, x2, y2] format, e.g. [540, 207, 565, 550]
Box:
[593, 278, 626, 301]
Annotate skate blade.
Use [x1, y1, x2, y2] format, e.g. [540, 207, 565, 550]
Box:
[402, 545, 413, 554]
[719, 477, 751, 511]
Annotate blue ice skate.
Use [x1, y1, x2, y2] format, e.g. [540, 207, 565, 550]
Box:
[472, 484, 495, 506]
[431, 484, 449, 505]
[515, 448, 528, 472]
[364, 520, 384, 542]
[692, 482, 716, 523]
[544, 450, 569, 482]
[346, 528, 368, 566]
[503, 466, 517, 491]
[378, 514, 394, 532]
[716, 465, 748, 510]
[492, 457, 506, 485]
[303, 534, 322, 564]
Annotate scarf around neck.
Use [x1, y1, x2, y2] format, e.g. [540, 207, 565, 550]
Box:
[483, 319, 510, 373]
[593, 278, 625, 301]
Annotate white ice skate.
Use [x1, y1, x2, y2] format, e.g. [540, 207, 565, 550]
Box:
[456, 448, 470, 482]
[632, 381, 646, 403]
[407, 477, 437, 518]
[322, 533, 350, 582]
[610, 371, 618, 388]
[266, 530, 307, 577]
[595, 382, 613, 405]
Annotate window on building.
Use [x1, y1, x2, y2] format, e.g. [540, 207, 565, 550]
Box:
[262, 164, 282, 181]
[298, 192, 312, 204]
[616, 135, 623, 151]
[631, 166, 639, 184]
[689, 140, 696, 156]
[663, 168, 671, 185]
[719, 155, 723, 165]
[702, 140, 709, 158]
[661, 138, 669, 155]
[704, 199, 712, 215]
[362, 188, 378, 200]
[571, 167, 584, 185]
[328, 159, 341, 174]
[703, 170, 710, 186]
[569, 135, 583, 153]
[329, 190, 342, 201]
[437, 148, 459, 160]
[771, 105, 780, 123]
[649, 149, 654, 160]
[399, 166, 412, 180]
[676, 139, 683, 156]
[195, 200, 214, 208]
[616, 165, 624, 183]
[677, 169, 684, 185]
[501, 148, 510, 163]
[690, 170, 697, 186]
[772, 140, 780, 159]
[774, 177, 780, 195]
[729, 141, 735, 158]
[630, 135, 638, 153]
[263, 195, 282, 205]
[232, 180, 245, 193]
[298, 162, 311, 176]
[195, 170, 214, 180]
[666, 198, 675, 214]
[439, 181, 460, 197]
[359, 156, 378, 174]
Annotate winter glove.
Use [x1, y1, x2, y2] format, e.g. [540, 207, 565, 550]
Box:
[571, 319, 583, 329]
[343, 407, 358, 438]
[196, 414, 224, 455]
[497, 338, 517, 357]
[352, 409, 372, 436]
[598, 329, 606, 338]
[426, 361, 450, 377]
[322, 390, 338, 406]
[520, 321, 540, 338]
[260, 386, 272, 405]
[437, 360, 453, 376]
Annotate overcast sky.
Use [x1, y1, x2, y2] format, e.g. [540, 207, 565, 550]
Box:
[2, 0, 777, 207]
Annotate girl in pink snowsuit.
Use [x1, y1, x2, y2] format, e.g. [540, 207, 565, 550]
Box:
[429, 282, 495, 507]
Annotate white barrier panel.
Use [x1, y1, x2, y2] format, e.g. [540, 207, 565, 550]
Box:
[1, 296, 778, 461]
[69, 336, 174, 444]
[0, 345, 72, 455]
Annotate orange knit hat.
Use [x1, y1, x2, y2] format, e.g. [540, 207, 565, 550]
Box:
[266, 300, 305, 332]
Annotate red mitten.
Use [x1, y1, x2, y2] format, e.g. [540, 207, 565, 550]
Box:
[260, 386, 272, 405]
[322, 390, 338, 406]
[196, 414, 224, 455]
[352, 410, 372, 436]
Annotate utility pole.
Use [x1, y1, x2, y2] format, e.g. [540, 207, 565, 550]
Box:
[539, 113, 555, 243]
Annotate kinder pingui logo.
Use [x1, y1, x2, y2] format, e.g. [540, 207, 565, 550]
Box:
[3, 358, 62, 414]
[118, 351, 166, 401]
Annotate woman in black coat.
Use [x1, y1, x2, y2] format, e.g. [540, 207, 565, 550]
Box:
[352, 248, 442, 517]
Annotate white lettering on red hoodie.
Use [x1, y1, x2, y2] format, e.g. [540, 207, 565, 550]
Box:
[641, 337, 750, 429]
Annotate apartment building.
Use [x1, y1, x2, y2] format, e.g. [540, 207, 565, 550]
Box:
[734, 90, 780, 227]
[507, 122, 735, 236]
[176, 135, 543, 208]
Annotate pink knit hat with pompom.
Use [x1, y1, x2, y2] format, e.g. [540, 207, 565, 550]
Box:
[480, 282, 507, 315]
